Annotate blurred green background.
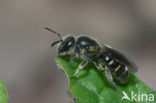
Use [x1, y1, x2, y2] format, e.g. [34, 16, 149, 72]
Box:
[0, 0, 156, 103]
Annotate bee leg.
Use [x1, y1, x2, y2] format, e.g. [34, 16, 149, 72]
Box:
[103, 66, 122, 95]
[72, 60, 89, 77]
[69, 54, 76, 65]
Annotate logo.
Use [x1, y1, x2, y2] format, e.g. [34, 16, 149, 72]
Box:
[122, 91, 155, 102]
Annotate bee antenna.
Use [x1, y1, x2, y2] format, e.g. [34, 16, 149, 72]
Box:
[51, 40, 62, 47]
[45, 27, 63, 41]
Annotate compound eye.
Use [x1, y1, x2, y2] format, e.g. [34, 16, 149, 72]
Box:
[67, 41, 72, 46]
[58, 36, 75, 53]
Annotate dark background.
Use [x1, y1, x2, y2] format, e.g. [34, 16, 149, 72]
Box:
[0, 0, 156, 103]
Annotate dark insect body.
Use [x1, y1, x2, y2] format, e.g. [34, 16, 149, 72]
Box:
[45, 27, 138, 94]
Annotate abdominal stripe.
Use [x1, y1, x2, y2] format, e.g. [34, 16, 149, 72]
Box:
[108, 59, 127, 77]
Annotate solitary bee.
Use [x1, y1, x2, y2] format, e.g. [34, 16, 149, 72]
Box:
[45, 27, 138, 94]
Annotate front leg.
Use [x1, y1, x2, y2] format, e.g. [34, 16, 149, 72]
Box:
[72, 60, 89, 77]
[70, 53, 76, 65]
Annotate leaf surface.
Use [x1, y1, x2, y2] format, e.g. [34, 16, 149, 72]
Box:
[56, 55, 156, 103]
[0, 79, 8, 103]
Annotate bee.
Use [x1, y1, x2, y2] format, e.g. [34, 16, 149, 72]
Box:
[45, 27, 138, 94]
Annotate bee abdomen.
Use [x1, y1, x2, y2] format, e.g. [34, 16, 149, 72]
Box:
[108, 59, 129, 82]
[116, 65, 129, 83]
[102, 53, 129, 81]
[114, 64, 127, 76]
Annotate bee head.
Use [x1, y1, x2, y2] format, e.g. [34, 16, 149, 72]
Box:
[45, 27, 75, 54]
[57, 35, 75, 53]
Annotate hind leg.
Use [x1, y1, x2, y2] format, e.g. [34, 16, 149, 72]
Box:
[97, 64, 122, 95]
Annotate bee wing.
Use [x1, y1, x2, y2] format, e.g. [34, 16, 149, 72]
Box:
[101, 44, 138, 72]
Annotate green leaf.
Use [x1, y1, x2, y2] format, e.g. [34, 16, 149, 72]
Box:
[0, 79, 8, 103]
[56, 55, 156, 103]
